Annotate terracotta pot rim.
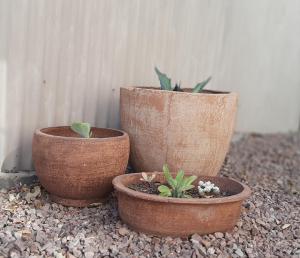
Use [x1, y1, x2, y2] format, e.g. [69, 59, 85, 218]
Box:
[113, 173, 251, 205]
[35, 126, 128, 141]
[121, 86, 237, 96]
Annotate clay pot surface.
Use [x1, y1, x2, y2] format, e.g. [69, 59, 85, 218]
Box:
[120, 87, 238, 176]
[32, 126, 129, 207]
[113, 172, 250, 237]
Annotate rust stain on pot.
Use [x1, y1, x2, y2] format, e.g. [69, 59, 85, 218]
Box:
[120, 87, 238, 175]
[32, 127, 130, 207]
[113, 173, 251, 237]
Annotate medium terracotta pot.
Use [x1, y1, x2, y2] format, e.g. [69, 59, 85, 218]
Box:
[120, 87, 238, 176]
[113, 173, 250, 237]
[32, 126, 129, 207]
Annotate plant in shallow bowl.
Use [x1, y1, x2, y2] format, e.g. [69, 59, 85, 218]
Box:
[120, 68, 238, 176]
[32, 122, 129, 207]
[113, 164, 251, 237]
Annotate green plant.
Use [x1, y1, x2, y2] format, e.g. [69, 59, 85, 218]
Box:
[70, 122, 92, 138]
[158, 164, 197, 198]
[155, 67, 211, 93]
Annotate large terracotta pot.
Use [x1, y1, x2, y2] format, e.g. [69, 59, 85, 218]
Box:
[32, 126, 129, 207]
[113, 173, 250, 237]
[120, 87, 238, 176]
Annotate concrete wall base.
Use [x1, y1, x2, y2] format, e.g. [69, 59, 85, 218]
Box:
[0, 171, 38, 189]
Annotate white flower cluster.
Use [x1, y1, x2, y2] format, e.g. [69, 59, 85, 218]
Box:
[198, 181, 220, 196]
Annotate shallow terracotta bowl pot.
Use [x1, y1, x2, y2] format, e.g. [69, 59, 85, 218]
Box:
[120, 87, 238, 176]
[113, 173, 251, 237]
[32, 126, 129, 207]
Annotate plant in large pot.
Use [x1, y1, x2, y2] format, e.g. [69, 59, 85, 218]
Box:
[32, 122, 129, 207]
[113, 165, 250, 237]
[120, 68, 238, 176]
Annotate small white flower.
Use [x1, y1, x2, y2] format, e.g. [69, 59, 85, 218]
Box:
[205, 185, 212, 192]
[198, 180, 220, 196]
[212, 186, 220, 194]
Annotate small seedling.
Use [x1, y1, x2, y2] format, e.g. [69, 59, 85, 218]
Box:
[155, 67, 211, 93]
[70, 122, 92, 138]
[158, 164, 197, 198]
[198, 180, 220, 197]
[140, 172, 156, 183]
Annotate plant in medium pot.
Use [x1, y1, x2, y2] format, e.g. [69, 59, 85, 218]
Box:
[120, 67, 238, 176]
[32, 122, 129, 207]
[113, 164, 251, 237]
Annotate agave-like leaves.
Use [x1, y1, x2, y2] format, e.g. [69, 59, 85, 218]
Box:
[161, 164, 197, 198]
[155, 67, 172, 91]
[163, 164, 177, 189]
[192, 76, 212, 93]
[70, 122, 91, 138]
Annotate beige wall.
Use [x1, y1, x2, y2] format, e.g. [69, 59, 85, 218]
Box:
[0, 0, 300, 171]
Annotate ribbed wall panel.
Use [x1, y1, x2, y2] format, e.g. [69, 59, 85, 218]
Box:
[0, 0, 300, 171]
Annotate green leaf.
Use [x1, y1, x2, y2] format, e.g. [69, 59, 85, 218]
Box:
[71, 122, 91, 138]
[163, 164, 176, 189]
[175, 170, 184, 189]
[158, 185, 171, 197]
[181, 176, 197, 191]
[155, 67, 172, 91]
[181, 184, 195, 191]
[192, 76, 212, 93]
[186, 175, 197, 185]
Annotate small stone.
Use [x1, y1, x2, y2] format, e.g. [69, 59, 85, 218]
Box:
[235, 248, 244, 257]
[66, 252, 77, 258]
[54, 252, 65, 258]
[282, 224, 291, 229]
[72, 248, 82, 257]
[197, 244, 206, 256]
[201, 239, 211, 248]
[13, 231, 23, 239]
[9, 194, 16, 202]
[220, 240, 226, 248]
[214, 232, 224, 239]
[207, 247, 215, 255]
[84, 251, 94, 258]
[245, 248, 253, 255]
[191, 233, 202, 243]
[118, 227, 129, 236]
[21, 229, 32, 241]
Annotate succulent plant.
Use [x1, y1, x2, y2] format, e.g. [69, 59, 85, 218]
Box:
[140, 172, 156, 183]
[70, 122, 92, 138]
[198, 180, 220, 197]
[158, 164, 197, 198]
[155, 67, 211, 93]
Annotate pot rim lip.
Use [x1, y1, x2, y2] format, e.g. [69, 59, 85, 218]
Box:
[121, 86, 238, 97]
[34, 126, 128, 141]
[113, 173, 251, 204]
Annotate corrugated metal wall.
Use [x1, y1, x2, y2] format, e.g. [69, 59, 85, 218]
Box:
[1, 0, 300, 171]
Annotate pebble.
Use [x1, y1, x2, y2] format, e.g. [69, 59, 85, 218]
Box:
[235, 248, 244, 257]
[0, 133, 298, 258]
[215, 232, 224, 239]
[118, 227, 129, 236]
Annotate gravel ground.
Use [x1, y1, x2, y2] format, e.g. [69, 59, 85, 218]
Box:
[0, 133, 299, 258]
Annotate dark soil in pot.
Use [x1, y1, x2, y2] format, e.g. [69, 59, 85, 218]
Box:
[128, 181, 233, 198]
